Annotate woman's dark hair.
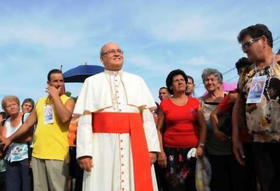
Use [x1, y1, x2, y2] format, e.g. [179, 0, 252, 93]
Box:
[0, 111, 7, 126]
[22, 98, 35, 110]
[235, 57, 253, 74]
[166, 69, 188, 95]
[187, 76, 195, 84]
[0, 111, 6, 119]
[238, 24, 273, 48]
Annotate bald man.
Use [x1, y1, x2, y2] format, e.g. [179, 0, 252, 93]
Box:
[74, 42, 160, 191]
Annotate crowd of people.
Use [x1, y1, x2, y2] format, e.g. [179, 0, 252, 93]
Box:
[0, 23, 280, 191]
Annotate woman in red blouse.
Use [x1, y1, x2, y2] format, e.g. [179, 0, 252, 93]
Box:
[157, 69, 206, 191]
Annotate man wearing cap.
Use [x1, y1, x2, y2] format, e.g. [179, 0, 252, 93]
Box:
[74, 42, 160, 191]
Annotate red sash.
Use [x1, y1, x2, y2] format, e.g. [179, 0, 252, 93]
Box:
[92, 112, 153, 191]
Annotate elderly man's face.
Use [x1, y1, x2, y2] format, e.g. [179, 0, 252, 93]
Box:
[101, 43, 124, 71]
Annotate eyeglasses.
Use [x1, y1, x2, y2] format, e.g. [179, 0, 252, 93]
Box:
[101, 49, 123, 56]
[241, 37, 261, 50]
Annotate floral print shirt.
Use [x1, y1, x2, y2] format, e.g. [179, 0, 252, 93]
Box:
[239, 59, 280, 142]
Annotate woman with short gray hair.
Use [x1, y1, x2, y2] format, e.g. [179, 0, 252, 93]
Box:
[200, 68, 243, 191]
[201, 68, 223, 84]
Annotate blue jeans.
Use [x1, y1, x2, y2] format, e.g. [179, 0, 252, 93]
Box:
[6, 159, 31, 191]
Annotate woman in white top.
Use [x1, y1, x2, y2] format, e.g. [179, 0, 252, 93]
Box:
[1, 95, 32, 191]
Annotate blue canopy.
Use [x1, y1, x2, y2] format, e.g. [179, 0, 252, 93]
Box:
[63, 65, 104, 83]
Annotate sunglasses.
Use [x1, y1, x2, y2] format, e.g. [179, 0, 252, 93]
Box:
[241, 37, 261, 50]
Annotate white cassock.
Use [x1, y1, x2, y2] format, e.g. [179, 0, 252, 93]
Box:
[74, 69, 160, 191]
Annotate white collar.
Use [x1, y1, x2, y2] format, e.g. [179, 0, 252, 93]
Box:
[104, 69, 123, 76]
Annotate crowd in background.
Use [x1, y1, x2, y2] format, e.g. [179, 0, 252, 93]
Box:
[1, 23, 280, 191]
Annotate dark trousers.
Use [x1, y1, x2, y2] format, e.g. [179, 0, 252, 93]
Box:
[6, 159, 31, 191]
[0, 171, 6, 191]
[252, 142, 280, 191]
[154, 162, 169, 191]
[69, 147, 83, 191]
[208, 154, 255, 191]
[237, 142, 257, 191]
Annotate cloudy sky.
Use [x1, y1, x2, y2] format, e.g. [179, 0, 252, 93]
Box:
[1, 0, 280, 107]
